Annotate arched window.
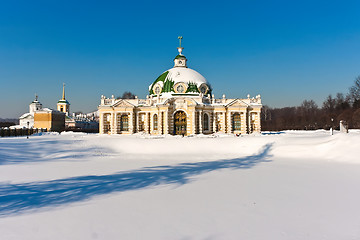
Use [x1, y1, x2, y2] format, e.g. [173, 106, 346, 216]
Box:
[120, 115, 129, 131]
[153, 114, 158, 131]
[232, 113, 241, 131]
[203, 113, 209, 131]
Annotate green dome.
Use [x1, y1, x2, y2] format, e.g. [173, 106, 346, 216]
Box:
[149, 67, 211, 96]
[58, 99, 70, 104]
[174, 54, 186, 59]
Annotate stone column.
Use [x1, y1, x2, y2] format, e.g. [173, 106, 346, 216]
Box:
[169, 111, 173, 135]
[199, 110, 202, 134]
[144, 112, 148, 133]
[129, 112, 133, 133]
[191, 110, 196, 135]
[247, 110, 251, 134]
[110, 112, 115, 134]
[150, 112, 152, 134]
[99, 113, 103, 134]
[225, 110, 228, 133]
[212, 112, 216, 133]
[158, 109, 161, 134]
[164, 110, 169, 134]
[241, 112, 246, 134]
[219, 112, 224, 133]
[135, 111, 139, 133]
[230, 112, 233, 133]
[226, 110, 232, 134]
[114, 112, 118, 134]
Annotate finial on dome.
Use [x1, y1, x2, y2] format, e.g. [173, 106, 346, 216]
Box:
[35, 93, 38, 101]
[177, 36, 184, 55]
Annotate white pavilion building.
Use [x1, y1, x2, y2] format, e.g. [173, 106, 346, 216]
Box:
[98, 38, 262, 135]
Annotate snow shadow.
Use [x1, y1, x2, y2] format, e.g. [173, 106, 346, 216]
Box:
[0, 143, 273, 217]
[0, 138, 107, 165]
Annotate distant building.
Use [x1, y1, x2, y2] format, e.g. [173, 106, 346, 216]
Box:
[34, 108, 65, 132]
[16, 91, 65, 131]
[98, 37, 262, 135]
[18, 95, 43, 128]
[52, 83, 99, 132]
[16, 84, 98, 132]
[66, 111, 99, 132]
[57, 83, 70, 116]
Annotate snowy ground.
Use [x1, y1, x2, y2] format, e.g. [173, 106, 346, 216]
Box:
[0, 130, 360, 240]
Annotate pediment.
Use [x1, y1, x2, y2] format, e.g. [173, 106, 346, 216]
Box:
[163, 97, 198, 106]
[112, 99, 135, 108]
[226, 99, 249, 108]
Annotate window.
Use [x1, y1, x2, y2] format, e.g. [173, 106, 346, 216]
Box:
[153, 114, 158, 131]
[200, 85, 208, 94]
[176, 84, 185, 93]
[232, 113, 241, 131]
[203, 113, 209, 131]
[154, 86, 161, 95]
[120, 115, 129, 131]
[103, 114, 111, 134]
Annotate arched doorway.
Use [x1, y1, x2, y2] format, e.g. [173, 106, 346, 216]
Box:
[174, 111, 187, 135]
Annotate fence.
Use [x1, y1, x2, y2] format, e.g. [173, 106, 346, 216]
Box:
[0, 128, 47, 138]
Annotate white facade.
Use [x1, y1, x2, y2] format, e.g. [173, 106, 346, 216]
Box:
[19, 95, 43, 128]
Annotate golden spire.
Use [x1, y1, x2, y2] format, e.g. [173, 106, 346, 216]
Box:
[62, 83, 65, 100]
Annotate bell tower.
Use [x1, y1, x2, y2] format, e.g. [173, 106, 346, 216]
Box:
[29, 94, 42, 113]
[57, 83, 70, 116]
[174, 36, 187, 68]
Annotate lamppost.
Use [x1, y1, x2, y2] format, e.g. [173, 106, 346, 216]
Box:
[27, 121, 29, 139]
[330, 118, 334, 136]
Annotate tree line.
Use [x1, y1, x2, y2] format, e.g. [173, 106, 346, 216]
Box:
[261, 76, 360, 131]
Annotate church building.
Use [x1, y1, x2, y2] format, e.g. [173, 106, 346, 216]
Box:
[98, 38, 262, 135]
[19, 94, 43, 128]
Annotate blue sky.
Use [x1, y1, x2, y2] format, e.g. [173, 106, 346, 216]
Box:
[0, 0, 359, 118]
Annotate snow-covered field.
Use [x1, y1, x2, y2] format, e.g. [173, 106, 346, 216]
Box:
[0, 130, 360, 240]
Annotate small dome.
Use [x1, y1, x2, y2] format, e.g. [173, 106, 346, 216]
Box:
[149, 67, 211, 95]
[149, 39, 212, 96]
[174, 54, 187, 59]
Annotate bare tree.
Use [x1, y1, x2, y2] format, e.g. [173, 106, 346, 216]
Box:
[322, 95, 336, 115]
[117, 91, 136, 99]
[349, 76, 360, 106]
[352, 109, 360, 128]
[261, 105, 272, 121]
